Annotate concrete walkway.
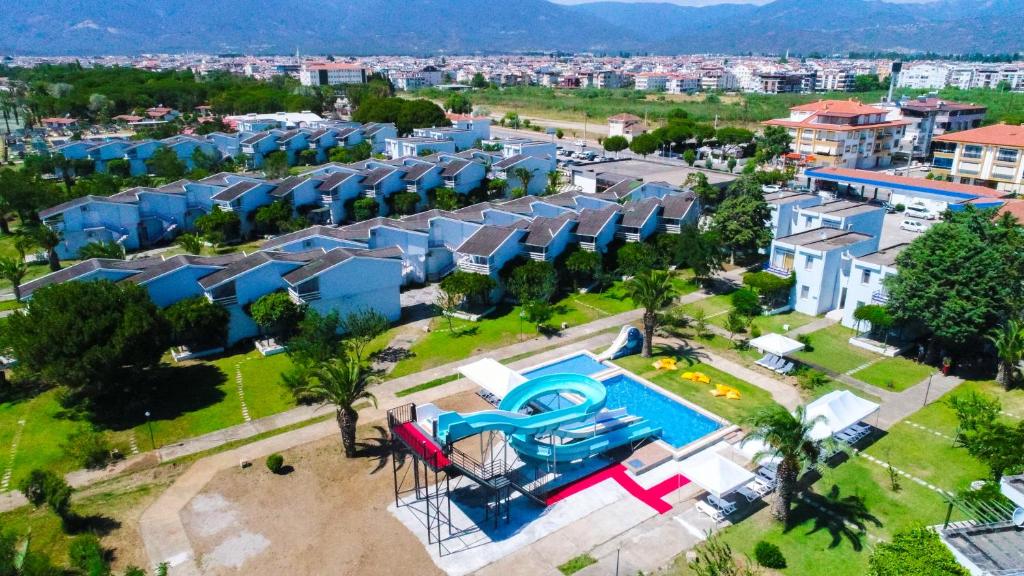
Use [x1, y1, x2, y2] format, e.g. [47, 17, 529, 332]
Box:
[784, 316, 836, 338]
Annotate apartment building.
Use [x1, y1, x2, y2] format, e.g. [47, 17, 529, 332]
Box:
[877, 95, 986, 159]
[764, 99, 909, 169]
[299, 62, 368, 86]
[932, 123, 1024, 193]
[633, 73, 668, 92]
[839, 244, 907, 330]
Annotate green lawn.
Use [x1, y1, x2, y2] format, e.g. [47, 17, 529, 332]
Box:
[668, 454, 952, 576]
[750, 311, 815, 335]
[613, 350, 779, 424]
[0, 350, 296, 488]
[680, 294, 734, 321]
[388, 288, 640, 378]
[792, 324, 879, 375]
[130, 350, 295, 449]
[851, 357, 935, 392]
[0, 299, 24, 312]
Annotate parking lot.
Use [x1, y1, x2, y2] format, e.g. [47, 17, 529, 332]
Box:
[881, 211, 933, 246]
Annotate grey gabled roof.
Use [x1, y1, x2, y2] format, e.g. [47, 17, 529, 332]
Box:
[660, 193, 697, 220]
[575, 206, 620, 236]
[619, 198, 661, 228]
[493, 154, 529, 170]
[126, 253, 247, 285]
[197, 250, 321, 290]
[38, 195, 135, 219]
[456, 226, 520, 257]
[282, 248, 356, 285]
[270, 176, 306, 198]
[523, 214, 575, 248]
[211, 180, 260, 202]
[19, 258, 153, 298]
[315, 171, 360, 191]
[259, 225, 357, 250]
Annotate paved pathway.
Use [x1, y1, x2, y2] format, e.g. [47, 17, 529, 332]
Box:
[784, 316, 836, 338]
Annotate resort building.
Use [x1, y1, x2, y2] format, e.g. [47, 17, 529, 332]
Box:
[839, 244, 907, 330]
[932, 123, 1024, 194]
[767, 228, 880, 316]
[764, 99, 909, 169]
[765, 190, 824, 238]
[607, 113, 648, 142]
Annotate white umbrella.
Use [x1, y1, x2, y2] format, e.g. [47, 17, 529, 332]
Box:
[458, 358, 527, 399]
[679, 449, 756, 498]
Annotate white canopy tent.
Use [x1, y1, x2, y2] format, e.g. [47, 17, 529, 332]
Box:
[736, 437, 782, 468]
[748, 333, 806, 357]
[804, 390, 880, 441]
[458, 358, 527, 400]
[678, 449, 756, 498]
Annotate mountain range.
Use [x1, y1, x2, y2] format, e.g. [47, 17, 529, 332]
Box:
[0, 0, 1020, 56]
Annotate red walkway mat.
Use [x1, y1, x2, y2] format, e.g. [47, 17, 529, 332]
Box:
[545, 464, 690, 514]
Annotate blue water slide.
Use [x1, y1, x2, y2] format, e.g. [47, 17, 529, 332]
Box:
[434, 373, 661, 463]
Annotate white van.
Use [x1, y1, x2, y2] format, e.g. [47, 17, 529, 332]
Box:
[905, 204, 936, 220]
[900, 219, 928, 233]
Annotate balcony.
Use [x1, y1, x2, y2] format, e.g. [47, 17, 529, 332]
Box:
[457, 256, 490, 274]
[614, 227, 642, 243]
[765, 264, 792, 278]
[406, 184, 420, 194]
[205, 293, 237, 306]
[524, 246, 547, 261]
[871, 290, 889, 305]
[288, 287, 321, 304]
[444, 177, 458, 188]
[320, 194, 335, 205]
[241, 144, 255, 155]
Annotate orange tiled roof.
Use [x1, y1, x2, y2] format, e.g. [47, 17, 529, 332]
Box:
[790, 99, 886, 116]
[934, 123, 1024, 148]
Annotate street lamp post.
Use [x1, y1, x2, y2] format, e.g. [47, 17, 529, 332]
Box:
[145, 410, 156, 451]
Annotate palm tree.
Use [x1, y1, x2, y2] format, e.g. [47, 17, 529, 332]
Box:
[988, 320, 1024, 390]
[176, 233, 203, 255]
[742, 405, 825, 524]
[0, 256, 28, 301]
[78, 241, 125, 260]
[512, 167, 534, 196]
[625, 270, 679, 357]
[28, 225, 61, 272]
[545, 170, 563, 195]
[302, 352, 378, 457]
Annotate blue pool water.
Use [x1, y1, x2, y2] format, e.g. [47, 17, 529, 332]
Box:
[602, 374, 721, 449]
[523, 354, 608, 379]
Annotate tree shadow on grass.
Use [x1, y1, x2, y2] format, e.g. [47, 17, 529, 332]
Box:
[66, 512, 121, 536]
[90, 363, 228, 431]
[785, 484, 883, 551]
[650, 342, 708, 367]
[356, 426, 396, 475]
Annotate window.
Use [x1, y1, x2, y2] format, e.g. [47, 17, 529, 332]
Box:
[932, 157, 953, 169]
[861, 269, 871, 284]
[997, 148, 1019, 163]
[800, 285, 810, 299]
[962, 145, 983, 159]
[805, 215, 814, 226]
[804, 256, 814, 271]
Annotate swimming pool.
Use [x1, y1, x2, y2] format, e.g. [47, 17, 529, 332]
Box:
[602, 374, 722, 449]
[523, 353, 608, 379]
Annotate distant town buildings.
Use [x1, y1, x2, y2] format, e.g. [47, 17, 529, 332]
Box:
[299, 62, 368, 86]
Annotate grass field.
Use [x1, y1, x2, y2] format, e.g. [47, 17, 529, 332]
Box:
[792, 324, 879, 375]
[0, 349, 296, 489]
[851, 356, 935, 392]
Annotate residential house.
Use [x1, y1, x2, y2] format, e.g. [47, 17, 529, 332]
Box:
[608, 113, 648, 141]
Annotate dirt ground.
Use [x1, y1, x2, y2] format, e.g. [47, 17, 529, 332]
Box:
[180, 391, 490, 576]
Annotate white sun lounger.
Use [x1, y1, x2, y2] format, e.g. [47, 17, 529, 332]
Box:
[737, 477, 774, 502]
[708, 495, 737, 515]
[755, 353, 776, 368]
[696, 500, 725, 522]
[775, 361, 795, 375]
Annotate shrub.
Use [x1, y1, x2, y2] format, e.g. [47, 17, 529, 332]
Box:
[798, 369, 830, 390]
[19, 469, 73, 521]
[796, 333, 813, 351]
[725, 310, 748, 335]
[731, 288, 762, 317]
[353, 197, 378, 221]
[754, 541, 786, 569]
[750, 324, 763, 338]
[266, 453, 285, 474]
[68, 534, 109, 576]
[62, 428, 113, 469]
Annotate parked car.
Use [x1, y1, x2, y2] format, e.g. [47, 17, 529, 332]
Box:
[762, 184, 782, 193]
[900, 219, 928, 233]
[881, 202, 897, 214]
[905, 204, 936, 220]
